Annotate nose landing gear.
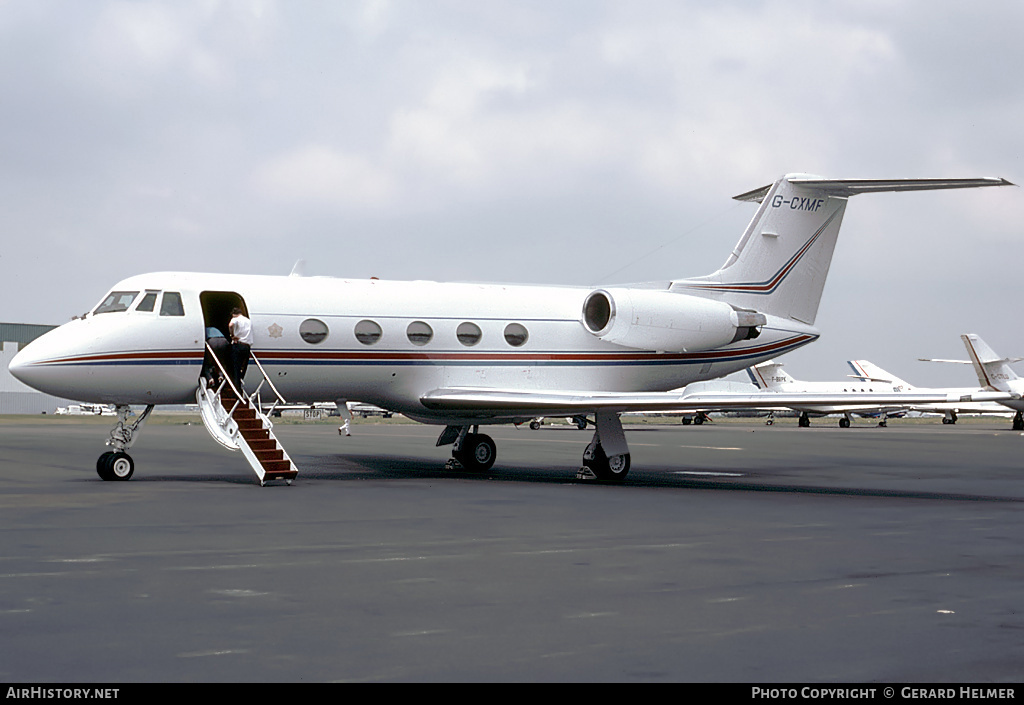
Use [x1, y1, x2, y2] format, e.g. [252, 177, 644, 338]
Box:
[95, 404, 153, 481]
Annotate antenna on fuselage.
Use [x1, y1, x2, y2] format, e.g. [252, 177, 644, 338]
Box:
[289, 259, 306, 277]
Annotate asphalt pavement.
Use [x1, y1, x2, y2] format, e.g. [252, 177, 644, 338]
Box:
[1, 415, 1022, 683]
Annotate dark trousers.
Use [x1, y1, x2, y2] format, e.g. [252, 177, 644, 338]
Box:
[231, 342, 251, 393]
[201, 337, 230, 386]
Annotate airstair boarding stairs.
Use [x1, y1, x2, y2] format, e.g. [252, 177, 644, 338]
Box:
[195, 345, 298, 486]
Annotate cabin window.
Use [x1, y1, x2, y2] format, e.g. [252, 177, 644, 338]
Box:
[136, 292, 158, 312]
[93, 291, 139, 315]
[299, 318, 329, 345]
[406, 321, 433, 346]
[354, 320, 382, 345]
[160, 292, 185, 316]
[456, 322, 482, 347]
[503, 322, 529, 347]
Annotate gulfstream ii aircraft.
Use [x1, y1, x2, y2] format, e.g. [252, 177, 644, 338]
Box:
[8, 174, 1013, 484]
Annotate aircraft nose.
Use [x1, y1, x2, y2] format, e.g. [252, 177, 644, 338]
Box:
[9, 339, 48, 389]
[7, 323, 84, 397]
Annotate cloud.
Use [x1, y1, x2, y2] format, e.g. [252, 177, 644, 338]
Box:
[252, 144, 397, 209]
[1, 0, 1022, 385]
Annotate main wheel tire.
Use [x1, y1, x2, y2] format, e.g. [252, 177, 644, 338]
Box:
[96, 451, 116, 481]
[839, 417, 850, 428]
[456, 433, 496, 472]
[585, 444, 630, 482]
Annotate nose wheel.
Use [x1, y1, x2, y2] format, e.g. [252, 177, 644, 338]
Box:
[96, 451, 135, 481]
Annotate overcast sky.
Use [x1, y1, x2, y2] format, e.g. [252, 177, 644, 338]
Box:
[2, 0, 1022, 387]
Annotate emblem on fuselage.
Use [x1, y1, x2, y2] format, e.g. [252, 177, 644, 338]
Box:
[267, 323, 283, 339]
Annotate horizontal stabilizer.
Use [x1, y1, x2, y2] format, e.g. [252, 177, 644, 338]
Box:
[920, 357, 1021, 364]
[734, 177, 1014, 203]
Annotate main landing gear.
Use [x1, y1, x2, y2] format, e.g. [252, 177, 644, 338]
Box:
[439, 426, 497, 472]
[1014, 411, 1024, 431]
[96, 405, 153, 481]
[578, 410, 631, 482]
[436, 410, 632, 482]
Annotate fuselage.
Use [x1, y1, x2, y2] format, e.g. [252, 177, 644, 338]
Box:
[10, 271, 818, 421]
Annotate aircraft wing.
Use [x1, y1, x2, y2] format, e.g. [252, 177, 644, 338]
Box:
[419, 387, 1015, 418]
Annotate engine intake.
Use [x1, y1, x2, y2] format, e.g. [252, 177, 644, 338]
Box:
[582, 288, 765, 352]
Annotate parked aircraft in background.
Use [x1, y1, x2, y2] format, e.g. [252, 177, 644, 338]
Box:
[8, 175, 1012, 484]
[746, 359, 909, 427]
[950, 334, 1024, 430]
[743, 359, 1009, 427]
[848, 359, 1010, 426]
[55, 403, 116, 417]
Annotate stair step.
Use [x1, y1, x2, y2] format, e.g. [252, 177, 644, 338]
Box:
[260, 459, 294, 473]
[235, 418, 266, 431]
[263, 469, 299, 482]
[254, 449, 285, 462]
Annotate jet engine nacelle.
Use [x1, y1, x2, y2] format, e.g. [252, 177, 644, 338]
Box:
[581, 288, 765, 352]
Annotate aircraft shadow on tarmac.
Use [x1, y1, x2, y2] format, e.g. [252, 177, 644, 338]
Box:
[283, 452, 1024, 504]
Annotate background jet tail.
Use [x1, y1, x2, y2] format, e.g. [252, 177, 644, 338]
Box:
[746, 360, 795, 390]
[847, 360, 913, 389]
[961, 333, 1019, 391]
[672, 176, 1012, 326]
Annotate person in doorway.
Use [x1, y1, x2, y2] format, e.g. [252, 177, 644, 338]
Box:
[201, 325, 230, 388]
[229, 307, 253, 393]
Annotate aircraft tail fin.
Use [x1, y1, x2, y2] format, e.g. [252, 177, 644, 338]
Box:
[746, 360, 795, 390]
[961, 333, 1019, 391]
[847, 360, 913, 389]
[672, 176, 1012, 325]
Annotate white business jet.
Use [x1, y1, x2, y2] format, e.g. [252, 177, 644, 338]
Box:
[745, 359, 909, 427]
[8, 175, 1013, 484]
[742, 359, 1007, 427]
[943, 334, 1024, 429]
[850, 358, 1011, 426]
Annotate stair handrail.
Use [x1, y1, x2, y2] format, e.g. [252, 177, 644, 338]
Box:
[248, 351, 287, 416]
[203, 342, 287, 417]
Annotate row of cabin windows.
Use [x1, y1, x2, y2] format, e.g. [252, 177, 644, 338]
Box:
[304, 318, 530, 348]
[93, 290, 184, 316]
[92, 292, 530, 348]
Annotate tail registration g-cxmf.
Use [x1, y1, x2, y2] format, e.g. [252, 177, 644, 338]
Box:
[9, 174, 1012, 484]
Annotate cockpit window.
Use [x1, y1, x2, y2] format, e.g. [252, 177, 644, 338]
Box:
[159, 292, 185, 317]
[93, 291, 139, 315]
[136, 292, 158, 312]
